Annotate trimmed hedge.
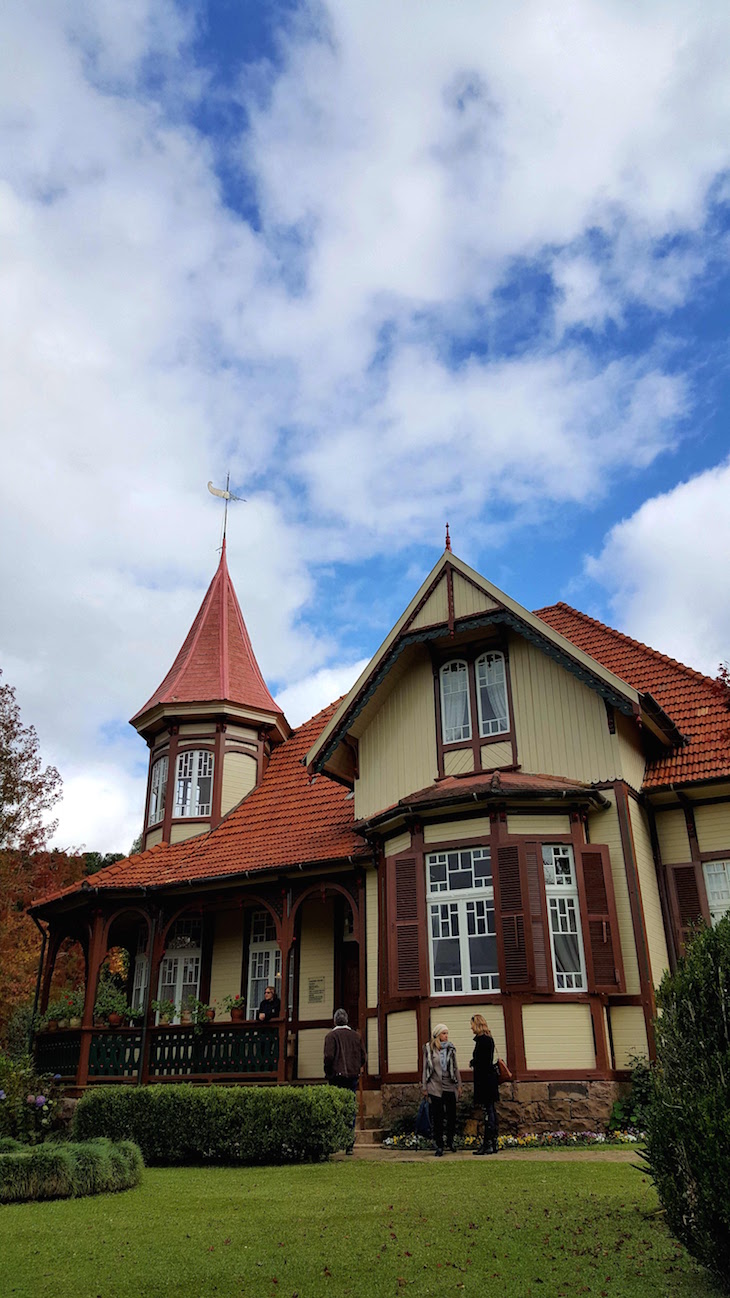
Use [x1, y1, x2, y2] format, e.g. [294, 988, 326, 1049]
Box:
[0, 1138, 143, 1203]
[73, 1084, 354, 1165]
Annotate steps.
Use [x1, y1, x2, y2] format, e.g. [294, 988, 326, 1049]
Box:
[353, 1127, 384, 1146]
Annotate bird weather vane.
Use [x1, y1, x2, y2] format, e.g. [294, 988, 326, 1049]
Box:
[207, 473, 246, 545]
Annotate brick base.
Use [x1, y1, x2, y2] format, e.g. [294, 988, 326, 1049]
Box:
[382, 1080, 624, 1134]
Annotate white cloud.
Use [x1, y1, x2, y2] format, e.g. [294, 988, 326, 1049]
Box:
[276, 660, 370, 729]
[586, 459, 730, 675]
[52, 764, 146, 855]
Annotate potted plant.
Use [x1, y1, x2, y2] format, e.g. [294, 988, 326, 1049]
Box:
[151, 998, 176, 1025]
[187, 998, 215, 1034]
[127, 1004, 146, 1026]
[93, 982, 129, 1027]
[222, 993, 246, 1022]
[58, 988, 84, 1028]
[42, 999, 65, 1032]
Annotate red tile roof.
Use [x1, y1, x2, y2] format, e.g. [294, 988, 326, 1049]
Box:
[359, 769, 607, 825]
[33, 702, 367, 910]
[536, 602, 730, 788]
[131, 540, 281, 723]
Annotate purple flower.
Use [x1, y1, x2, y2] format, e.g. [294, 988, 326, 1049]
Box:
[0, 1090, 5, 1101]
[52, 1074, 61, 1082]
[35, 1095, 47, 1107]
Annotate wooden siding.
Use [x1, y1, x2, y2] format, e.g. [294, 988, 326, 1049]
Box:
[522, 1003, 596, 1071]
[169, 822, 207, 844]
[297, 1028, 328, 1079]
[387, 1010, 419, 1073]
[297, 900, 334, 1022]
[208, 911, 243, 1019]
[410, 576, 449, 629]
[423, 817, 491, 845]
[655, 808, 691, 865]
[221, 750, 257, 816]
[481, 740, 512, 770]
[507, 812, 571, 837]
[615, 712, 647, 792]
[452, 572, 498, 619]
[430, 1006, 506, 1068]
[144, 827, 164, 849]
[367, 1019, 379, 1075]
[178, 722, 216, 736]
[355, 650, 438, 821]
[366, 868, 379, 1007]
[695, 803, 730, 855]
[629, 800, 669, 987]
[385, 831, 412, 857]
[609, 1005, 649, 1068]
[444, 747, 475, 777]
[588, 798, 641, 994]
[509, 635, 623, 783]
[224, 724, 259, 742]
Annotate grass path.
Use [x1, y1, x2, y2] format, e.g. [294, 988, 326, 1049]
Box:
[0, 1159, 721, 1298]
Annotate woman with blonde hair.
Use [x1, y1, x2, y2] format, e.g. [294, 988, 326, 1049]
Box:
[470, 1014, 499, 1155]
[422, 1023, 462, 1156]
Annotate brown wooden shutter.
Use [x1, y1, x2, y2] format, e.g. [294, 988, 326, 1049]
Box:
[578, 844, 625, 993]
[387, 854, 427, 995]
[669, 863, 704, 951]
[525, 841, 551, 992]
[494, 843, 532, 989]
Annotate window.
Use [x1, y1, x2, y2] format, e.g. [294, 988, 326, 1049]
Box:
[703, 861, 730, 925]
[427, 848, 499, 993]
[439, 660, 471, 744]
[542, 844, 586, 991]
[475, 652, 509, 736]
[246, 909, 281, 1016]
[148, 755, 168, 826]
[174, 749, 214, 818]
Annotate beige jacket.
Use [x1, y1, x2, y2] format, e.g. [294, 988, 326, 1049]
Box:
[422, 1043, 461, 1097]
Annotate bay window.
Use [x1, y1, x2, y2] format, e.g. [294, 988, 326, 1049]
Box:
[427, 847, 499, 993]
[246, 909, 281, 1015]
[475, 651, 509, 736]
[174, 749, 214, 818]
[148, 755, 168, 826]
[439, 660, 471, 744]
[542, 844, 586, 991]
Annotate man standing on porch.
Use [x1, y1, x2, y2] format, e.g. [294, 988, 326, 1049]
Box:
[324, 1009, 366, 1150]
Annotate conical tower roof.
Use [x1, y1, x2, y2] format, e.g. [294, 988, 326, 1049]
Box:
[131, 541, 282, 727]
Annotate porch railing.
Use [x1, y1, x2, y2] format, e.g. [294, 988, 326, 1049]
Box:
[34, 1023, 280, 1084]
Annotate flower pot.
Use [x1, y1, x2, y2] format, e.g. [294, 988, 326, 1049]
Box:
[69, 1017, 81, 1029]
[46, 1020, 58, 1032]
[180, 1011, 193, 1025]
[205, 1009, 216, 1022]
[107, 1012, 124, 1028]
[159, 1015, 172, 1026]
[58, 1018, 69, 1029]
[230, 1007, 245, 1022]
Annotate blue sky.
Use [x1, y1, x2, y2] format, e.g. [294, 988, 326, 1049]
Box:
[2, 0, 730, 850]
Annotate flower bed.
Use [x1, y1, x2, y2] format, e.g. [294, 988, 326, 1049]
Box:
[382, 1129, 645, 1150]
[0, 1137, 143, 1202]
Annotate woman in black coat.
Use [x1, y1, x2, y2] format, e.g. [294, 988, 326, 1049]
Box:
[470, 1014, 500, 1155]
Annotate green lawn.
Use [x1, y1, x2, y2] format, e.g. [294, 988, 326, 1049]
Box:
[0, 1159, 721, 1298]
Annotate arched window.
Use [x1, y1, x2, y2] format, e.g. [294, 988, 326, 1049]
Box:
[147, 755, 168, 826]
[174, 749, 214, 818]
[439, 660, 471, 744]
[475, 651, 509, 736]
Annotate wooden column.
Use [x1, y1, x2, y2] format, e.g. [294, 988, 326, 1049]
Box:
[277, 905, 294, 1085]
[141, 913, 167, 1084]
[76, 911, 106, 1088]
[39, 928, 64, 1014]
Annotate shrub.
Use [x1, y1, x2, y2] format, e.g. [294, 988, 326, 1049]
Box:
[73, 1084, 354, 1165]
[607, 1055, 653, 1132]
[0, 1138, 142, 1203]
[0, 1053, 63, 1143]
[3, 1005, 37, 1061]
[645, 914, 730, 1287]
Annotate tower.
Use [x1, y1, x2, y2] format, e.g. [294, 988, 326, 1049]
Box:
[131, 541, 289, 851]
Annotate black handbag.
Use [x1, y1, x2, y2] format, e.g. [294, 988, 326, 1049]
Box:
[415, 1096, 432, 1137]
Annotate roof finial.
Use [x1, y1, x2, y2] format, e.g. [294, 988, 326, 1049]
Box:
[208, 473, 246, 548]
[445, 522, 452, 553]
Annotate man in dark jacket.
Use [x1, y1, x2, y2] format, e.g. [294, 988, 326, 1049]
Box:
[323, 1009, 366, 1150]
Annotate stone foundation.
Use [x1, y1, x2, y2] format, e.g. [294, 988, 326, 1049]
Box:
[382, 1080, 624, 1134]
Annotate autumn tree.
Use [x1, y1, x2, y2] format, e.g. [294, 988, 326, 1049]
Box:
[0, 670, 61, 853]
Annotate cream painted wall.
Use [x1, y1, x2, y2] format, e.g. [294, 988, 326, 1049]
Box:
[655, 808, 691, 864]
[224, 724, 259, 742]
[452, 572, 498, 619]
[384, 831, 411, 857]
[367, 1019, 379, 1075]
[609, 1005, 648, 1068]
[178, 723, 216, 736]
[144, 827, 164, 849]
[629, 800, 669, 987]
[510, 636, 623, 783]
[522, 1003, 595, 1070]
[208, 910, 243, 1019]
[481, 740, 513, 769]
[410, 577, 449, 629]
[221, 750, 257, 815]
[366, 868, 379, 1008]
[297, 900, 334, 1022]
[588, 796, 641, 995]
[423, 817, 491, 844]
[169, 822, 208, 844]
[615, 713, 647, 792]
[387, 1010, 419, 1073]
[444, 747, 475, 776]
[695, 804, 730, 854]
[297, 1028, 329, 1078]
[355, 650, 438, 821]
[429, 1006, 506, 1069]
[507, 812, 570, 837]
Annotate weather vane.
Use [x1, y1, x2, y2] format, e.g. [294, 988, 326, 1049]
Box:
[207, 473, 245, 545]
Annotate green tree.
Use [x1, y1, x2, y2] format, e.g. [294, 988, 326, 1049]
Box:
[0, 671, 61, 853]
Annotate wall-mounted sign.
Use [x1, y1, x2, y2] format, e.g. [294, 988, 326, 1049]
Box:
[308, 976, 326, 1004]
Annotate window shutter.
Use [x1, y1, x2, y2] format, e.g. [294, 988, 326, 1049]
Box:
[579, 844, 625, 993]
[388, 854, 426, 995]
[494, 843, 531, 989]
[669, 864, 704, 951]
[524, 841, 551, 993]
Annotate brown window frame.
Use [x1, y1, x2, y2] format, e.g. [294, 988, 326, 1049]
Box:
[432, 641, 516, 778]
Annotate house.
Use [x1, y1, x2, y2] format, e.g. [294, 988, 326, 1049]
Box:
[31, 539, 730, 1130]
